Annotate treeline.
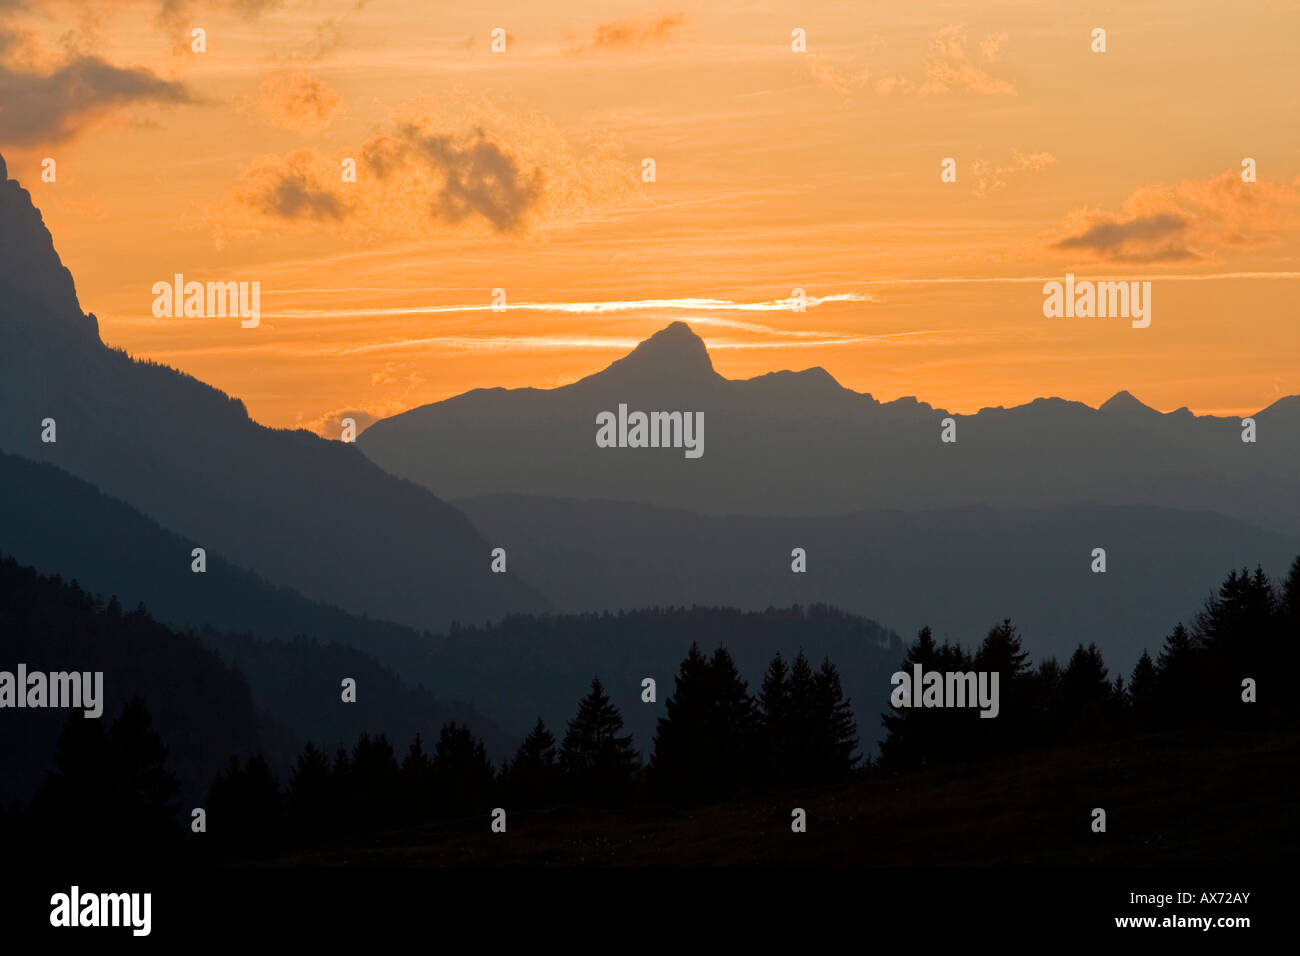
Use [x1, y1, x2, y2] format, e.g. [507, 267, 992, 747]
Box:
[880, 560, 1300, 769]
[4, 557, 1297, 863]
[0, 554, 263, 809]
[2, 644, 860, 862]
[199, 643, 861, 859]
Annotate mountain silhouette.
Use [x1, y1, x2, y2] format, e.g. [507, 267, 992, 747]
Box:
[454, 493, 1300, 671]
[361, 322, 1300, 535]
[0, 451, 512, 762]
[0, 154, 547, 632]
[0, 553, 266, 808]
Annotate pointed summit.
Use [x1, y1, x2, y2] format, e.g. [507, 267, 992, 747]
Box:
[592, 321, 718, 390]
[1098, 390, 1157, 416]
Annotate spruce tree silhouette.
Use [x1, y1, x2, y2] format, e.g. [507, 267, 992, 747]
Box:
[107, 697, 183, 853]
[1127, 650, 1159, 729]
[31, 697, 182, 860]
[431, 722, 496, 817]
[704, 647, 758, 788]
[29, 712, 113, 857]
[812, 657, 859, 779]
[1195, 566, 1278, 725]
[1032, 656, 1064, 745]
[758, 652, 792, 785]
[879, 627, 939, 770]
[783, 650, 819, 781]
[399, 734, 436, 824]
[351, 732, 401, 828]
[501, 718, 559, 808]
[1061, 643, 1111, 740]
[287, 741, 334, 840]
[973, 619, 1032, 756]
[330, 743, 356, 827]
[1155, 623, 1200, 727]
[1282, 557, 1300, 711]
[207, 754, 283, 860]
[650, 645, 743, 799]
[561, 678, 639, 804]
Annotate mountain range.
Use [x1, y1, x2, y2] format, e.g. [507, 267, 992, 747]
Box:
[360, 321, 1300, 535]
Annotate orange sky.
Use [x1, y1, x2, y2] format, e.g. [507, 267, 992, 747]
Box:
[2, 0, 1298, 435]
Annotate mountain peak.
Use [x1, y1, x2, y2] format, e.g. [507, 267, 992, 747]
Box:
[0, 152, 96, 342]
[1098, 390, 1156, 415]
[594, 321, 717, 388]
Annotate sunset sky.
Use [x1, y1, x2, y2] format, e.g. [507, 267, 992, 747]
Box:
[2, 0, 1298, 434]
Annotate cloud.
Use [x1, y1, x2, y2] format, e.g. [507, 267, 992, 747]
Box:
[158, 0, 286, 27]
[236, 150, 348, 220]
[1047, 172, 1300, 263]
[1054, 213, 1189, 261]
[296, 407, 380, 439]
[254, 70, 343, 132]
[807, 54, 869, 95]
[979, 31, 1007, 62]
[0, 52, 189, 146]
[210, 96, 641, 239]
[970, 150, 1054, 197]
[569, 12, 684, 53]
[362, 125, 543, 231]
[876, 25, 1014, 96]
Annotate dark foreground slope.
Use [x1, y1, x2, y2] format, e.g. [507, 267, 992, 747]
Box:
[271, 727, 1297, 866]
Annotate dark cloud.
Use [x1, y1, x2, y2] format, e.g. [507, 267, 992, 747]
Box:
[1053, 212, 1194, 261]
[1054, 212, 1186, 252]
[0, 54, 190, 147]
[366, 126, 544, 232]
[258, 166, 346, 220]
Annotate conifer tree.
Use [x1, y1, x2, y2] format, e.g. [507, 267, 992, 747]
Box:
[812, 657, 859, 780]
[431, 722, 497, 816]
[502, 718, 559, 807]
[1128, 650, 1158, 729]
[758, 652, 792, 784]
[399, 734, 435, 823]
[207, 754, 282, 859]
[561, 678, 639, 803]
[1061, 643, 1111, 739]
[879, 627, 940, 770]
[350, 732, 400, 825]
[287, 741, 334, 838]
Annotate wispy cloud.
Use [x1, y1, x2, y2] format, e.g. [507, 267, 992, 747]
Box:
[268, 292, 873, 320]
[568, 12, 685, 54]
[876, 24, 1014, 96]
[250, 70, 343, 132]
[971, 150, 1054, 198]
